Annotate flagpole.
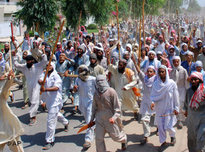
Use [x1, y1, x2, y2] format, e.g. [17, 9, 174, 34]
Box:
[116, 1, 120, 59]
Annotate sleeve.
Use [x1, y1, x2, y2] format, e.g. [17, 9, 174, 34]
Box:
[184, 89, 189, 111]
[35, 54, 47, 68]
[90, 94, 97, 122]
[108, 64, 117, 74]
[84, 55, 90, 66]
[124, 70, 137, 90]
[138, 70, 145, 81]
[173, 82, 180, 112]
[174, 46, 180, 56]
[39, 73, 45, 81]
[111, 89, 121, 121]
[13, 56, 26, 72]
[53, 74, 62, 89]
[184, 70, 190, 89]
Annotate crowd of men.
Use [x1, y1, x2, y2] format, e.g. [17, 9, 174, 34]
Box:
[0, 15, 205, 152]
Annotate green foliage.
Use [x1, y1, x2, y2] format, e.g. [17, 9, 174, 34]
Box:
[87, 24, 98, 30]
[163, 0, 183, 13]
[14, 0, 59, 33]
[125, 0, 166, 19]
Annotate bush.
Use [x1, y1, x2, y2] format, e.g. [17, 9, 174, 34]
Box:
[87, 24, 97, 30]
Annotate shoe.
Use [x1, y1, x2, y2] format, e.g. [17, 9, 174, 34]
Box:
[158, 142, 167, 152]
[83, 141, 91, 149]
[121, 142, 127, 151]
[29, 117, 37, 126]
[10, 93, 14, 103]
[134, 112, 139, 121]
[170, 137, 176, 146]
[178, 121, 183, 129]
[64, 123, 69, 132]
[42, 142, 54, 150]
[140, 138, 147, 145]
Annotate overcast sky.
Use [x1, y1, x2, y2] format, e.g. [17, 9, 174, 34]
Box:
[197, 0, 205, 7]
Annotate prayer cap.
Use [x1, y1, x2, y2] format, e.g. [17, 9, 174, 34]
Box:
[148, 50, 156, 56]
[195, 61, 203, 68]
[34, 32, 39, 36]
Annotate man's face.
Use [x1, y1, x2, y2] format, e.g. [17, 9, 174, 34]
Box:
[97, 50, 103, 57]
[146, 40, 151, 45]
[67, 42, 72, 48]
[169, 48, 175, 55]
[124, 54, 130, 60]
[158, 68, 166, 80]
[191, 77, 200, 88]
[182, 45, 188, 51]
[197, 42, 202, 48]
[157, 54, 162, 60]
[118, 61, 126, 73]
[77, 48, 83, 55]
[47, 64, 53, 72]
[90, 58, 97, 65]
[159, 37, 163, 43]
[169, 39, 174, 45]
[4, 44, 9, 50]
[147, 68, 155, 78]
[148, 53, 155, 60]
[196, 66, 202, 72]
[173, 59, 180, 67]
[186, 54, 193, 61]
[59, 53, 66, 63]
[126, 47, 131, 52]
[23, 52, 28, 60]
[57, 44, 61, 49]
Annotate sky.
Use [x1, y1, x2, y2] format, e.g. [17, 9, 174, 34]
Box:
[197, 0, 205, 7]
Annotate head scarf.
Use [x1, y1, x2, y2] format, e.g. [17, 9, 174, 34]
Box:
[78, 65, 90, 81]
[96, 75, 110, 94]
[144, 66, 157, 87]
[150, 65, 175, 102]
[126, 43, 132, 52]
[189, 72, 204, 109]
[189, 72, 203, 82]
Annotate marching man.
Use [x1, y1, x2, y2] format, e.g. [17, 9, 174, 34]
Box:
[39, 62, 69, 150]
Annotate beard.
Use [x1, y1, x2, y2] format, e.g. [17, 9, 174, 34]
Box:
[5, 49, 9, 53]
[26, 63, 33, 69]
[118, 67, 125, 73]
[97, 55, 103, 61]
[192, 84, 200, 92]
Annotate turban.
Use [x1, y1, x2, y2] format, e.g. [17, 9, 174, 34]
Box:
[190, 72, 203, 82]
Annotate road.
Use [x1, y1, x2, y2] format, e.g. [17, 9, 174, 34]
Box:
[4, 85, 188, 152]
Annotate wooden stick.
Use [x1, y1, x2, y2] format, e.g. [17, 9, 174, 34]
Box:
[142, 0, 145, 43]
[40, 19, 65, 95]
[116, 2, 120, 59]
[75, 10, 82, 56]
[176, 10, 180, 47]
[138, 18, 142, 66]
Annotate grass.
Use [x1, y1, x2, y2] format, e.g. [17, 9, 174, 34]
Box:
[87, 29, 99, 34]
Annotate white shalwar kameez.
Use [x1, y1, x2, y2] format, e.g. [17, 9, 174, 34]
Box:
[40, 69, 68, 143]
[108, 64, 138, 112]
[150, 65, 180, 144]
[75, 76, 96, 143]
[14, 54, 47, 118]
[139, 67, 156, 137]
[170, 56, 189, 121]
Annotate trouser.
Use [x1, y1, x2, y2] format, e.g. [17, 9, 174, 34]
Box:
[141, 114, 151, 137]
[81, 106, 94, 143]
[158, 121, 175, 143]
[95, 122, 127, 152]
[29, 102, 40, 118]
[73, 93, 79, 106]
[187, 121, 205, 152]
[22, 76, 29, 104]
[0, 136, 24, 152]
[46, 110, 68, 143]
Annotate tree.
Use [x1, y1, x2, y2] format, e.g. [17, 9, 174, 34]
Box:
[187, 0, 201, 14]
[61, 0, 114, 30]
[14, 0, 59, 33]
[126, 0, 166, 19]
[163, 0, 183, 14]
